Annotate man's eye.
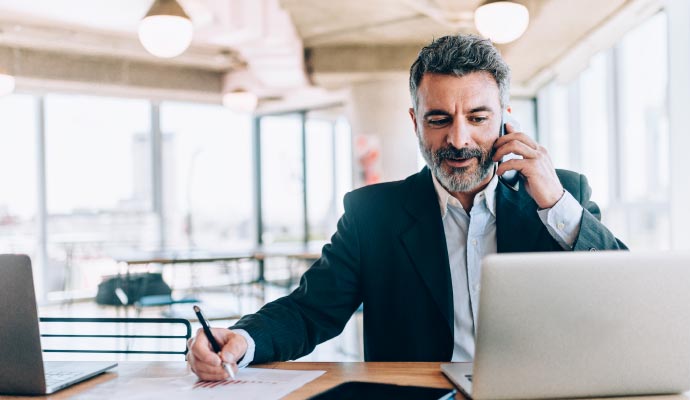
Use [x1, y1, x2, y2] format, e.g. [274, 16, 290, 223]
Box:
[469, 116, 488, 123]
[427, 118, 450, 126]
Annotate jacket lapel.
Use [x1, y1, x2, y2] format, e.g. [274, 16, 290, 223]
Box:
[496, 181, 559, 252]
[399, 168, 453, 334]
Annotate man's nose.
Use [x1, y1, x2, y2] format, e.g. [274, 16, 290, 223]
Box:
[447, 121, 472, 147]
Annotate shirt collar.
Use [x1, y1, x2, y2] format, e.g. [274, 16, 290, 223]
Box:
[431, 172, 498, 218]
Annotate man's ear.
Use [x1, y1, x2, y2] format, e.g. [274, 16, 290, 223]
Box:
[409, 107, 419, 136]
[506, 105, 512, 114]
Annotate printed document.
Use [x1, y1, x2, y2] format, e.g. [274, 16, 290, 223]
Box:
[74, 367, 325, 400]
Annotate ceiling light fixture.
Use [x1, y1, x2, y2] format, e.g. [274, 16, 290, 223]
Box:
[0, 72, 15, 97]
[222, 89, 259, 114]
[474, 1, 530, 44]
[138, 0, 193, 58]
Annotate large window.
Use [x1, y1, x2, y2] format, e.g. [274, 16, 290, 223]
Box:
[537, 12, 669, 249]
[44, 94, 155, 294]
[578, 52, 612, 208]
[160, 102, 253, 250]
[334, 117, 353, 218]
[260, 114, 305, 244]
[259, 111, 353, 245]
[617, 14, 669, 204]
[4, 90, 348, 300]
[306, 117, 336, 241]
[0, 94, 38, 259]
[45, 95, 152, 215]
[306, 113, 354, 241]
[538, 83, 573, 171]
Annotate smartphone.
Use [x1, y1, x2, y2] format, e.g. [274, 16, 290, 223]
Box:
[498, 110, 522, 191]
[307, 381, 456, 400]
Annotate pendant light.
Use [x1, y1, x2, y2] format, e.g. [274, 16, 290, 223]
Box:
[222, 89, 259, 113]
[474, 1, 530, 44]
[138, 0, 193, 58]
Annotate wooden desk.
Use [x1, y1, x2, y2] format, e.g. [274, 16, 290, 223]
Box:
[0, 362, 457, 400]
[1, 362, 688, 400]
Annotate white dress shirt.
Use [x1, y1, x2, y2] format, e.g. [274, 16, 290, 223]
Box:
[432, 173, 498, 361]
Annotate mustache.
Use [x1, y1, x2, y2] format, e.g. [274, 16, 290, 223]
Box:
[435, 146, 484, 161]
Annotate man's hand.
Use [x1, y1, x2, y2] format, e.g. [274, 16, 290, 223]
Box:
[187, 327, 247, 381]
[493, 123, 564, 209]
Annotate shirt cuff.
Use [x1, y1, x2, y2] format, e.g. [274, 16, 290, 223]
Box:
[230, 329, 255, 367]
[537, 190, 583, 250]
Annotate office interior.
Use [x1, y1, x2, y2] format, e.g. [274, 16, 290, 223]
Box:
[0, 0, 688, 362]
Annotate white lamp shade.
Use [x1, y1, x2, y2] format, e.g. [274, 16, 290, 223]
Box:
[474, 1, 530, 44]
[222, 91, 258, 113]
[0, 73, 15, 96]
[138, 15, 193, 58]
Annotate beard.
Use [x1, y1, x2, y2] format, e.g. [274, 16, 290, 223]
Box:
[418, 136, 494, 192]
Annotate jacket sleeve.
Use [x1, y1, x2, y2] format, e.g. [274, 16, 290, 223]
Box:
[230, 192, 363, 363]
[570, 173, 628, 251]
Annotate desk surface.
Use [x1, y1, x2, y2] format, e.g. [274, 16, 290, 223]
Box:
[0, 362, 455, 400]
[1, 361, 687, 400]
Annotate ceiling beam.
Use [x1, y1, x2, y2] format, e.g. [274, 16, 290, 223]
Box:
[1, 46, 224, 102]
[307, 44, 421, 75]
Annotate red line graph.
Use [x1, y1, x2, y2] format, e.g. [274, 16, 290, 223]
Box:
[194, 379, 279, 389]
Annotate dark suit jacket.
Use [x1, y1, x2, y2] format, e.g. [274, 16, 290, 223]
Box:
[232, 167, 626, 363]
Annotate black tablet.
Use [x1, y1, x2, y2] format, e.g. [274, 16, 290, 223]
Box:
[307, 381, 457, 399]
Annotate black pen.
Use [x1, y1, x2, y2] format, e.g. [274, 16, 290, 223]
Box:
[193, 305, 236, 380]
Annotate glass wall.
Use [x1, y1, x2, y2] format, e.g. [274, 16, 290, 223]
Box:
[537, 12, 669, 249]
[0, 94, 38, 258]
[260, 114, 305, 244]
[334, 117, 353, 219]
[160, 102, 253, 250]
[258, 110, 353, 245]
[306, 117, 335, 242]
[306, 113, 354, 242]
[0, 91, 353, 300]
[617, 14, 669, 204]
[616, 12, 670, 248]
[44, 94, 155, 294]
[3, 93, 258, 300]
[578, 52, 611, 208]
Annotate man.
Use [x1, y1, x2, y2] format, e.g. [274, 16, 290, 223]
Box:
[188, 34, 626, 380]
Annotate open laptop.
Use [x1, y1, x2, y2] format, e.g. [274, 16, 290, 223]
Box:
[0, 254, 117, 395]
[442, 251, 690, 400]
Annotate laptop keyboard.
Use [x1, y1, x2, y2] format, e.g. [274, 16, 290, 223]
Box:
[45, 370, 85, 387]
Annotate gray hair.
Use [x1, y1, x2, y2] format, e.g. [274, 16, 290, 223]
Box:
[409, 34, 511, 110]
